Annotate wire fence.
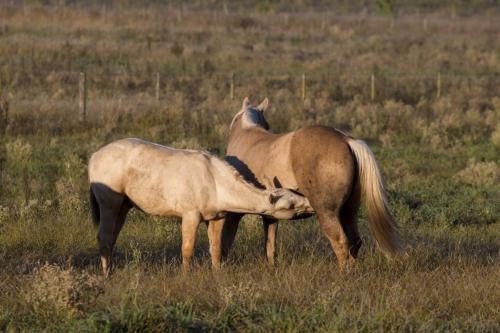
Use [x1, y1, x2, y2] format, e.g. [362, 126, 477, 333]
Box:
[1, 68, 499, 123]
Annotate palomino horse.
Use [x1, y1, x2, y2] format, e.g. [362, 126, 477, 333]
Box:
[88, 138, 313, 276]
[219, 98, 402, 268]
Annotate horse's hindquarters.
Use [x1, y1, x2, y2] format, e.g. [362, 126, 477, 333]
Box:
[289, 126, 361, 268]
[290, 126, 355, 210]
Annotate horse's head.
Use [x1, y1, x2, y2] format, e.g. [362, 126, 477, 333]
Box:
[267, 188, 314, 220]
[229, 97, 271, 133]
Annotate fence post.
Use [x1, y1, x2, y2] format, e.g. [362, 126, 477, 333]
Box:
[177, 8, 182, 22]
[301, 73, 306, 101]
[423, 18, 428, 31]
[370, 73, 375, 101]
[436, 71, 441, 98]
[230, 72, 235, 100]
[0, 96, 8, 135]
[79, 72, 87, 122]
[155, 72, 160, 102]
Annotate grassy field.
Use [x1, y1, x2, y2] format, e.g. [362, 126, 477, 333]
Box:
[0, 1, 499, 332]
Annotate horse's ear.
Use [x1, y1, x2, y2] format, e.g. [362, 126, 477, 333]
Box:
[269, 193, 282, 205]
[257, 98, 269, 112]
[242, 97, 250, 109]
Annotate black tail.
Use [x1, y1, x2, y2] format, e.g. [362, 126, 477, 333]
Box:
[89, 187, 100, 227]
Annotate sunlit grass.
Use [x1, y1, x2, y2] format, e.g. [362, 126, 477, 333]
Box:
[0, 2, 499, 331]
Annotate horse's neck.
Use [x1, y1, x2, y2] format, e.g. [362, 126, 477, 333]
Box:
[230, 121, 271, 139]
[228, 126, 299, 191]
[212, 158, 271, 214]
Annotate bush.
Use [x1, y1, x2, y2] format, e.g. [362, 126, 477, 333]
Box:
[25, 264, 103, 321]
[455, 159, 499, 187]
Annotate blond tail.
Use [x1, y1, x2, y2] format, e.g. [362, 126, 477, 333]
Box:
[346, 138, 403, 256]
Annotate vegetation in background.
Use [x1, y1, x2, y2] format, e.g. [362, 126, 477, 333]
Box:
[0, 2, 498, 332]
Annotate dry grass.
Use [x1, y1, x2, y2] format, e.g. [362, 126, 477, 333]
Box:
[0, 216, 498, 331]
[0, 1, 499, 332]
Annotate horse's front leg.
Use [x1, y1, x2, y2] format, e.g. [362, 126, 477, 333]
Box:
[181, 212, 201, 272]
[262, 217, 279, 266]
[207, 218, 224, 269]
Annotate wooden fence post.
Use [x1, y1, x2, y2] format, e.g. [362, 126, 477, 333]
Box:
[230, 72, 235, 100]
[177, 8, 183, 22]
[155, 72, 160, 102]
[370, 73, 375, 101]
[436, 71, 441, 98]
[301, 73, 306, 101]
[423, 18, 428, 31]
[79, 72, 87, 122]
[0, 96, 8, 135]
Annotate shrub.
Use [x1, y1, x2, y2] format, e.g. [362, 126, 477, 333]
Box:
[455, 159, 499, 187]
[25, 264, 103, 321]
[490, 125, 500, 147]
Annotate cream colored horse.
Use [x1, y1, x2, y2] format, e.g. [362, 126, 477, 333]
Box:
[88, 138, 312, 276]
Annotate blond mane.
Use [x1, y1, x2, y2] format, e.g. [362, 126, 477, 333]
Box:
[229, 107, 262, 130]
[229, 110, 245, 130]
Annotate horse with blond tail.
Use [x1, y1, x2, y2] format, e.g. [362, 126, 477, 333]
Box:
[218, 97, 403, 268]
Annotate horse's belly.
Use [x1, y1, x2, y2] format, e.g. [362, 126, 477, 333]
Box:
[126, 191, 180, 217]
[124, 176, 182, 217]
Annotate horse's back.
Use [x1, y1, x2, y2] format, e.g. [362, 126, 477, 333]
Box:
[290, 125, 355, 210]
[89, 138, 217, 216]
[89, 138, 173, 190]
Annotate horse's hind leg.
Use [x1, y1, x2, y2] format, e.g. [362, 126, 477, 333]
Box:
[317, 209, 354, 270]
[339, 184, 362, 258]
[96, 190, 124, 278]
[111, 198, 133, 250]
